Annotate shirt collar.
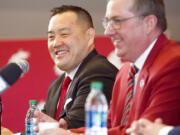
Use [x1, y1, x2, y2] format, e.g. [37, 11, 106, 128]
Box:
[134, 38, 157, 71]
[65, 63, 81, 80]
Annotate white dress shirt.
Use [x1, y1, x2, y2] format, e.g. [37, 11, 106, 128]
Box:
[133, 39, 157, 92]
[65, 63, 81, 89]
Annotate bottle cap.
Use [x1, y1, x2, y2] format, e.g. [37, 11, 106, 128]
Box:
[29, 100, 37, 105]
[91, 81, 103, 90]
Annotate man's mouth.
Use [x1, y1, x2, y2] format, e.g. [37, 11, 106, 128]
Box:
[55, 50, 69, 58]
[113, 39, 121, 47]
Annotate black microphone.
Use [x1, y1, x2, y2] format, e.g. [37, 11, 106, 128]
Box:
[0, 60, 29, 94]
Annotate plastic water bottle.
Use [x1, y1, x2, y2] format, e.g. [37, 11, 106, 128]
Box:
[85, 81, 108, 135]
[25, 100, 37, 135]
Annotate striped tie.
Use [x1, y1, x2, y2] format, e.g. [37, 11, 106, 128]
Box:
[121, 64, 138, 125]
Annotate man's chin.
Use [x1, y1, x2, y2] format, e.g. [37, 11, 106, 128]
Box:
[115, 51, 124, 58]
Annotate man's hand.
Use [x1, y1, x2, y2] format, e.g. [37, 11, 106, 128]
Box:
[33, 111, 58, 132]
[126, 118, 166, 135]
[59, 118, 68, 129]
[34, 111, 57, 123]
[1, 127, 13, 135]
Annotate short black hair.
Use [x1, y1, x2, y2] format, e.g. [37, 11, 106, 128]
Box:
[50, 5, 94, 28]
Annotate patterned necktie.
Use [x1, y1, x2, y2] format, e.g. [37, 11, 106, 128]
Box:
[55, 76, 71, 120]
[121, 64, 138, 125]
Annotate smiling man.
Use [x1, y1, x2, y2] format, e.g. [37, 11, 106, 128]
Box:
[102, 0, 180, 134]
[39, 5, 118, 129]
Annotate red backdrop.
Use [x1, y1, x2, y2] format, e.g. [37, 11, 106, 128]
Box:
[0, 36, 114, 133]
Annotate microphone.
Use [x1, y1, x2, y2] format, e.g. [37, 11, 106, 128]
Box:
[0, 60, 29, 94]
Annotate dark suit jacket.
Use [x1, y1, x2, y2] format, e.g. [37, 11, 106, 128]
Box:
[42, 49, 118, 128]
[106, 34, 180, 135]
[168, 126, 180, 135]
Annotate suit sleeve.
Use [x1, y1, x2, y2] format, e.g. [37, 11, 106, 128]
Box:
[168, 126, 180, 135]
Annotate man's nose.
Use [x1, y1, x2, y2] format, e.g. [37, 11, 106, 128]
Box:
[104, 24, 116, 37]
[52, 37, 64, 48]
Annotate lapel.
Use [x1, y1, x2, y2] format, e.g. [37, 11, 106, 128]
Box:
[47, 74, 65, 117]
[59, 49, 98, 117]
[128, 34, 168, 122]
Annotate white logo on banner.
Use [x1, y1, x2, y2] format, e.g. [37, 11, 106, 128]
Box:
[8, 49, 30, 63]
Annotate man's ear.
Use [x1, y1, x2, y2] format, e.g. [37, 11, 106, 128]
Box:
[143, 14, 158, 34]
[86, 28, 96, 47]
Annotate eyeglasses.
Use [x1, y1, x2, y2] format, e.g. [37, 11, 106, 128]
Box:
[102, 15, 143, 30]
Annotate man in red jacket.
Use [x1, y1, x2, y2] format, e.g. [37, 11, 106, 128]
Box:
[37, 0, 180, 135]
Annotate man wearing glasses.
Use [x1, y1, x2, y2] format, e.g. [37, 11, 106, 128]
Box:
[37, 0, 180, 135]
[103, 0, 180, 134]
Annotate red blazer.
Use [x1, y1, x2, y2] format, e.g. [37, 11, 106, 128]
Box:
[71, 34, 180, 135]
[108, 34, 180, 135]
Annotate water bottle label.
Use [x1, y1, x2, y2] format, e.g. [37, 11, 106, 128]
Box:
[86, 110, 107, 128]
[101, 111, 107, 127]
[26, 122, 36, 135]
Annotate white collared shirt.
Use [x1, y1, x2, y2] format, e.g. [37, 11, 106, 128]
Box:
[133, 38, 157, 92]
[65, 63, 81, 90]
